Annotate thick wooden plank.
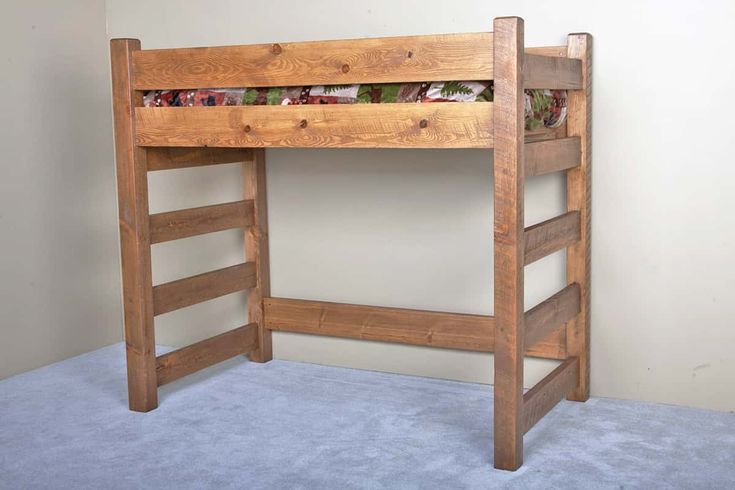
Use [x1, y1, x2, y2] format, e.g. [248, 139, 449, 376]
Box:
[524, 211, 581, 265]
[525, 137, 580, 177]
[522, 357, 579, 433]
[147, 147, 253, 171]
[135, 103, 493, 149]
[524, 54, 582, 89]
[156, 323, 258, 386]
[149, 200, 254, 244]
[110, 39, 158, 412]
[132, 33, 493, 89]
[152, 262, 256, 316]
[243, 150, 272, 363]
[264, 298, 566, 359]
[566, 33, 593, 402]
[492, 17, 526, 471]
[526, 46, 567, 57]
[525, 283, 580, 350]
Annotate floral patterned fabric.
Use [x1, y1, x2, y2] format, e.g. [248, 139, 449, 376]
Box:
[143, 82, 566, 130]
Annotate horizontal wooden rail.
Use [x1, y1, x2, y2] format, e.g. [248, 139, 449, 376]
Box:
[526, 46, 567, 57]
[524, 211, 581, 265]
[147, 147, 253, 171]
[525, 283, 580, 350]
[149, 200, 254, 244]
[523, 54, 582, 89]
[525, 137, 580, 177]
[153, 262, 256, 315]
[131, 33, 493, 89]
[264, 297, 567, 359]
[522, 357, 579, 433]
[156, 323, 258, 385]
[135, 103, 493, 149]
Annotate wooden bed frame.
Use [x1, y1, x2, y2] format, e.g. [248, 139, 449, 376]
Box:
[110, 17, 591, 471]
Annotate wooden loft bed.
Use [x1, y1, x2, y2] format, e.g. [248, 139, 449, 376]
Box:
[110, 17, 591, 471]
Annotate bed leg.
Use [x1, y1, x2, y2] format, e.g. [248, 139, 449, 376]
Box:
[565, 33, 593, 402]
[110, 39, 158, 412]
[243, 149, 273, 363]
[492, 17, 526, 471]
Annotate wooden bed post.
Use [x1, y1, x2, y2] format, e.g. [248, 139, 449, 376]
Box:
[565, 33, 592, 401]
[243, 149, 272, 363]
[492, 17, 525, 471]
[110, 39, 158, 412]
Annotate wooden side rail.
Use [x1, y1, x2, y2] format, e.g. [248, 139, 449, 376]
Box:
[263, 297, 567, 359]
[149, 200, 255, 244]
[147, 147, 253, 171]
[522, 357, 579, 433]
[524, 211, 581, 265]
[525, 284, 580, 350]
[156, 323, 258, 386]
[525, 137, 581, 177]
[524, 54, 583, 89]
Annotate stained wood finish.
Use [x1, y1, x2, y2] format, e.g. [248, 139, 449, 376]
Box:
[525, 46, 567, 57]
[147, 147, 252, 171]
[263, 298, 566, 359]
[525, 137, 580, 177]
[152, 262, 256, 316]
[132, 33, 493, 89]
[566, 33, 593, 402]
[110, 39, 158, 412]
[522, 357, 579, 433]
[525, 283, 580, 350]
[524, 211, 581, 265]
[156, 323, 258, 386]
[243, 150, 272, 363]
[524, 54, 582, 89]
[135, 103, 493, 149]
[492, 17, 526, 471]
[149, 200, 254, 244]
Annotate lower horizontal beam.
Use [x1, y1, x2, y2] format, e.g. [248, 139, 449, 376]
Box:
[525, 137, 580, 177]
[263, 297, 567, 359]
[156, 323, 258, 386]
[524, 211, 581, 265]
[149, 200, 254, 244]
[525, 283, 580, 350]
[522, 356, 579, 433]
[146, 147, 253, 171]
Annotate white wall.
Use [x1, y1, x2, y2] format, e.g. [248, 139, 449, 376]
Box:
[0, 0, 122, 378]
[104, 0, 735, 411]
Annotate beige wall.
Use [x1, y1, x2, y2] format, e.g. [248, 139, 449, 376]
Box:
[0, 0, 122, 378]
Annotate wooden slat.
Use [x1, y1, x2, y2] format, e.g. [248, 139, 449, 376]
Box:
[156, 323, 258, 386]
[110, 39, 158, 412]
[522, 357, 579, 433]
[132, 32, 493, 89]
[263, 298, 567, 359]
[524, 54, 582, 89]
[149, 200, 254, 244]
[146, 147, 253, 171]
[152, 262, 256, 316]
[524, 211, 580, 265]
[135, 102, 493, 149]
[525, 137, 580, 177]
[525, 283, 580, 350]
[526, 46, 567, 57]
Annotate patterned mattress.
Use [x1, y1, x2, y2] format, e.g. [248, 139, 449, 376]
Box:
[144, 82, 567, 130]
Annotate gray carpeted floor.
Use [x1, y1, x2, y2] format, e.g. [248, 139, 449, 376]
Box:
[1, 344, 733, 489]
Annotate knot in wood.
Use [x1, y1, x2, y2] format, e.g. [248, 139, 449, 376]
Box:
[419, 119, 429, 129]
[243, 124, 251, 133]
[299, 119, 308, 128]
[406, 50, 414, 59]
[341, 64, 350, 73]
[271, 43, 282, 55]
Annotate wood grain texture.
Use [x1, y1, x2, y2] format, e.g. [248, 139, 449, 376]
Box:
[146, 147, 252, 171]
[492, 17, 526, 471]
[135, 103, 494, 149]
[525, 137, 580, 177]
[524, 211, 581, 265]
[566, 33, 592, 402]
[263, 298, 566, 359]
[149, 200, 254, 244]
[132, 33, 493, 89]
[152, 262, 256, 316]
[525, 283, 580, 350]
[243, 150, 272, 363]
[522, 357, 579, 433]
[524, 54, 582, 89]
[110, 39, 158, 412]
[156, 323, 258, 386]
[525, 46, 567, 57]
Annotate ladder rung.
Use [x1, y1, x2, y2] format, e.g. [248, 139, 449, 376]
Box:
[525, 283, 580, 350]
[149, 200, 254, 244]
[147, 147, 253, 171]
[153, 262, 256, 316]
[525, 137, 580, 177]
[523, 54, 583, 90]
[522, 356, 579, 433]
[524, 211, 580, 265]
[156, 323, 258, 385]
